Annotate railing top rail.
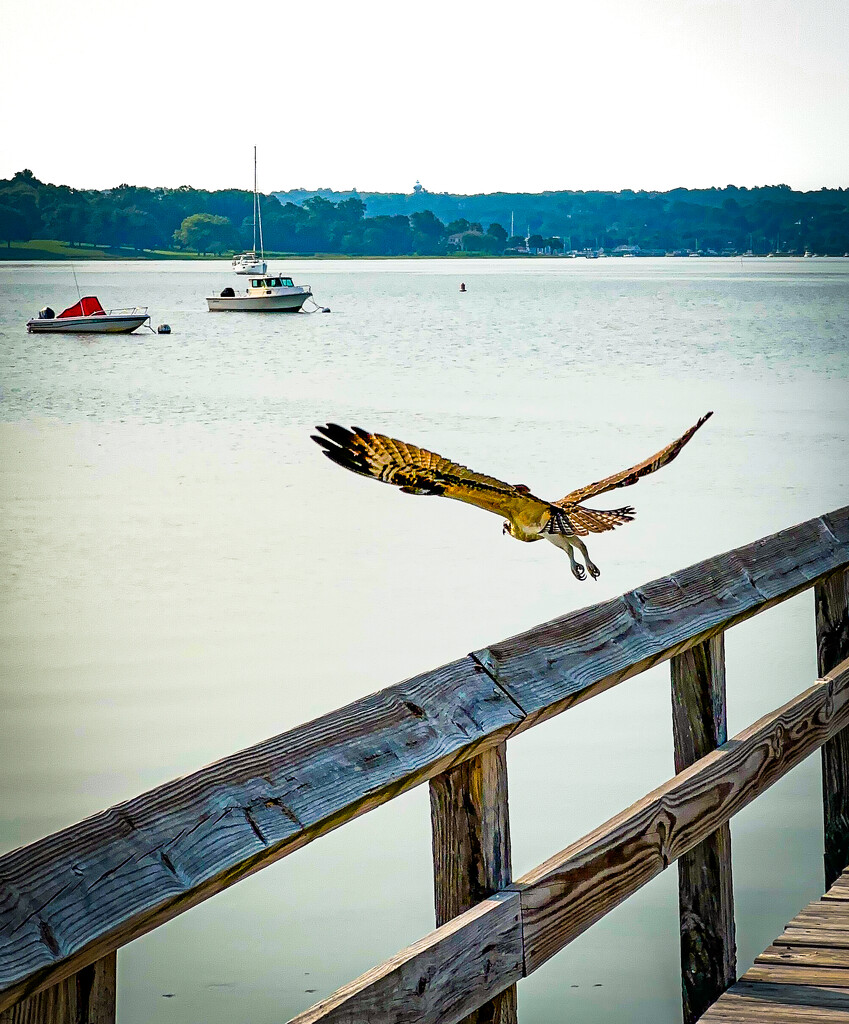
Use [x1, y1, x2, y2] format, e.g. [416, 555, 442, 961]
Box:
[1, 506, 847, 1010]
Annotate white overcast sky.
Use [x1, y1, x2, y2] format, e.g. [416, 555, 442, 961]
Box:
[0, 0, 846, 193]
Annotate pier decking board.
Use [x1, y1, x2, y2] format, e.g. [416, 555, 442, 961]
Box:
[824, 878, 849, 901]
[701, 868, 849, 1020]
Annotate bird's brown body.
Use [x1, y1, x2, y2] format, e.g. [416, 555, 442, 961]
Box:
[312, 413, 713, 580]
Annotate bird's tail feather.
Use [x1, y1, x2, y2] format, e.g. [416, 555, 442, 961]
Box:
[570, 504, 636, 534]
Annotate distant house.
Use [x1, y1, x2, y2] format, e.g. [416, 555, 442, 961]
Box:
[448, 230, 484, 251]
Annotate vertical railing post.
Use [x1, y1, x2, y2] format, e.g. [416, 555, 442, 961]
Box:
[816, 567, 849, 889]
[671, 633, 736, 1024]
[429, 742, 517, 1024]
[0, 952, 116, 1024]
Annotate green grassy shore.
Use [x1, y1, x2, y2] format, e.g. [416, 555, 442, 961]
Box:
[1, 241, 535, 261]
[0, 240, 216, 261]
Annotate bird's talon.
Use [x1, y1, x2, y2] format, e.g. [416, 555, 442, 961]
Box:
[588, 564, 601, 579]
[572, 564, 586, 581]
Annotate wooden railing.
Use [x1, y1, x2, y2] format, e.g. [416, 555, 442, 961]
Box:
[1, 507, 848, 1024]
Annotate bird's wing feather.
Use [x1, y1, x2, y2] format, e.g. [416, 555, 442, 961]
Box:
[312, 424, 550, 527]
[555, 412, 713, 506]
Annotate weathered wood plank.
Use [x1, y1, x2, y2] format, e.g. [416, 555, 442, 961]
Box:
[743, 963, 849, 987]
[702, 1003, 849, 1023]
[671, 633, 736, 1023]
[430, 744, 513, 923]
[287, 892, 523, 1024]
[713, 980, 849, 1011]
[516, 658, 849, 973]
[430, 743, 516, 1024]
[0, 952, 115, 1024]
[757, 944, 849, 969]
[701, 986, 849, 1022]
[818, 569, 849, 889]
[0, 659, 524, 1012]
[794, 904, 849, 931]
[777, 928, 849, 949]
[475, 507, 849, 731]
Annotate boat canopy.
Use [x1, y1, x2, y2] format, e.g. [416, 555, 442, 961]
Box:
[58, 296, 105, 318]
[251, 277, 294, 288]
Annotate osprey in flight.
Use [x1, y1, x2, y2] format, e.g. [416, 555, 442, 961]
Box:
[312, 412, 712, 581]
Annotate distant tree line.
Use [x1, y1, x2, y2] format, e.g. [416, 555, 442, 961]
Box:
[1, 169, 848, 256]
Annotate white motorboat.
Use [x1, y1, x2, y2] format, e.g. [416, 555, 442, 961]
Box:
[232, 251, 267, 275]
[207, 274, 312, 312]
[26, 296, 151, 334]
[232, 147, 268, 275]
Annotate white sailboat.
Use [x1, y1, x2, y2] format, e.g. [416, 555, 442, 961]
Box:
[232, 147, 267, 275]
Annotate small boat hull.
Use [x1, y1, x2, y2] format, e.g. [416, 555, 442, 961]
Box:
[206, 290, 311, 312]
[232, 261, 268, 276]
[26, 314, 150, 334]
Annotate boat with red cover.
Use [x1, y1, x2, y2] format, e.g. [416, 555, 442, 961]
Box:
[26, 296, 151, 334]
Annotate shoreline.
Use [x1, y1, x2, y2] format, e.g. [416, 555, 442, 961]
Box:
[0, 243, 840, 264]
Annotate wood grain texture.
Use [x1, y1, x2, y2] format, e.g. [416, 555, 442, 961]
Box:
[743, 963, 849, 987]
[757, 944, 849, 969]
[777, 928, 849, 949]
[0, 658, 523, 1013]
[0, 952, 115, 1024]
[430, 743, 515, 1024]
[430, 744, 513, 923]
[287, 892, 523, 1024]
[825, 876, 849, 901]
[719, 980, 849, 1010]
[817, 569, 849, 889]
[671, 633, 736, 1023]
[794, 902, 849, 930]
[475, 507, 849, 731]
[700, 983, 849, 1021]
[515, 658, 849, 973]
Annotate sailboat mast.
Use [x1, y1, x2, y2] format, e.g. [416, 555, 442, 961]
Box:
[253, 146, 258, 253]
[255, 145, 265, 259]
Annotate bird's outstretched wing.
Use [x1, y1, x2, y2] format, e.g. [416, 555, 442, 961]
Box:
[555, 412, 713, 507]
[312, 423, 550, 527]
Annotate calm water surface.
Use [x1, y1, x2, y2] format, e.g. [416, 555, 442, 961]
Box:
[1, 258, 848, 1022]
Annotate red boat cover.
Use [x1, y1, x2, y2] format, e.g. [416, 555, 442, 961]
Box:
[58, 296, 105, 318]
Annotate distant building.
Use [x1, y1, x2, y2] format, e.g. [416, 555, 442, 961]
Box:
[413, 180, 425, 194]
[448, 230, 484, 250]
